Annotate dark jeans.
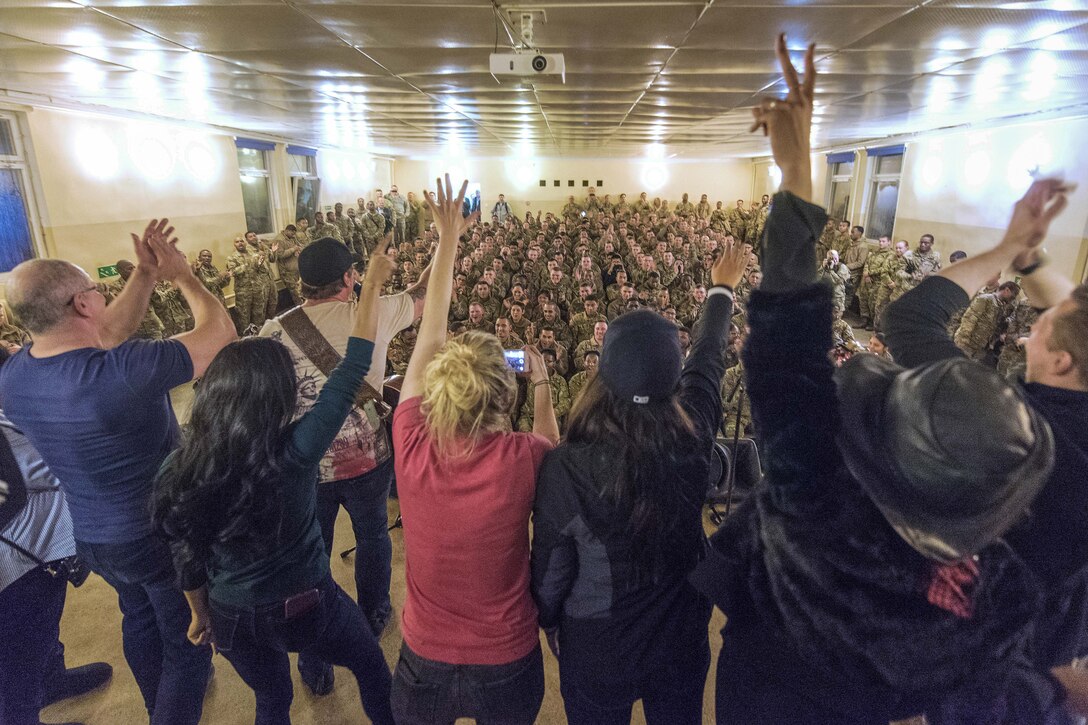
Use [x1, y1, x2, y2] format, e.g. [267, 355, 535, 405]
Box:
[210, 574, 394, 725]
[78, 534, 210, 725]
[299, 458, 393, 682]
[559, 637, 708, 725]
[0, 565, 67, 725]
[391, 642, 544, 725]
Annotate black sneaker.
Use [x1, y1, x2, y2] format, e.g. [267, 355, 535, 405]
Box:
[300, 662, 335, 696]
[43, 662, 113, 706]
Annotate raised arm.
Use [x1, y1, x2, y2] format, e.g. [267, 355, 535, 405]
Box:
[401, 176, 479, 401]
[290, 244, 396, 465]
[680, 241, 749, 442]
[138, 232, 239, 378]
[885, 179, 1071, 368]
[741, 36, 842, 500]
[99, 219, 168, 348]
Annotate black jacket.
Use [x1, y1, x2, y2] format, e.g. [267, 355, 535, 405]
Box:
[691, 192, 1066, 724]
[530, 292, 731, 698]
[884, 275, 1088, 667]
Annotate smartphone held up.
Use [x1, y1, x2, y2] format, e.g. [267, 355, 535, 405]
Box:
[504, 349, 527, 374]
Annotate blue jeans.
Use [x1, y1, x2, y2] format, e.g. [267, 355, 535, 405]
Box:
[0, 565, 67, 725]
[77, 534, 211, 725]
[299, 459, 393, 681]
[210, 574, 394, 725]
[391, 642, 544, 725]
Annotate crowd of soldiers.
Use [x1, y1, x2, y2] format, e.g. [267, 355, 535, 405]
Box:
[73, 185, 1039, 431]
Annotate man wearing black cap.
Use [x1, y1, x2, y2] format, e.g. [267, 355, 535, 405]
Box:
[693, 36, 1075, 722]
[884, 178, 1088, 677]
[258, 234, 432, 695]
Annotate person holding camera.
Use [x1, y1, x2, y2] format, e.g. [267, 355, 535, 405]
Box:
[389, 176, 558, 725]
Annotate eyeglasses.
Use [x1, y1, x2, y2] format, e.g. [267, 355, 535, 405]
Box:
[67, 285, 100, 307]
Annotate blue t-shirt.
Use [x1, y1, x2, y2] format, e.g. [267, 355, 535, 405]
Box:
[0, 339, 193, 544]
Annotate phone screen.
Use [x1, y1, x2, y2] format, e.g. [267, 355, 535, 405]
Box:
[503, 350, 526, 373]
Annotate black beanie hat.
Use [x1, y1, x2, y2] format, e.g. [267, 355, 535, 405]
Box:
[598, 309, 682, 404]
[299, 238, 354, 286]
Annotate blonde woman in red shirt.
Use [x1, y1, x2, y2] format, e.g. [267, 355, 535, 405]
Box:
[390, 176, 559, 725]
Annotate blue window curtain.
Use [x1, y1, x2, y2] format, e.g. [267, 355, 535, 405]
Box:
[234, 137, 275, 152]
[866, 144, 906, 158]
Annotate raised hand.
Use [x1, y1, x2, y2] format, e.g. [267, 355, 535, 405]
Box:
[749, 34, 816, 203]
[424, 174, 479, 240]
[1004, 178, 1071, 262]
[363, 234, 397, 288]
[711, 239, 753, 290]
[130, 219, 172, 277]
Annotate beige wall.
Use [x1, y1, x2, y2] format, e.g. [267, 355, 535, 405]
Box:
[26, 107, 247, 281]
[317, 148, 394, 209]
[894, 118, 1088, 282]
[394, 156, 754, 218]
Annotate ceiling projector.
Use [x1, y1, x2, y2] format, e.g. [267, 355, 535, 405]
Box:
[489, 51, 566, 83]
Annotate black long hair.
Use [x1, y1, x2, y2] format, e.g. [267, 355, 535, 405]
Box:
[153, 337, 298, 579]
[564, 374, 698, 579]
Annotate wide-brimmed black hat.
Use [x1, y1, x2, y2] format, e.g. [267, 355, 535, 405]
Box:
[836, 354, 1055, 561]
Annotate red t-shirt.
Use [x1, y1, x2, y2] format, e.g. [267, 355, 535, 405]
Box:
[393, 397, 553, 664]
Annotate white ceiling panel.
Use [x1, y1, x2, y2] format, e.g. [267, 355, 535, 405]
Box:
[1, 0, 1088, 156]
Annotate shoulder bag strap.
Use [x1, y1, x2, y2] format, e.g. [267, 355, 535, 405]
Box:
[278, 308, 392, 418]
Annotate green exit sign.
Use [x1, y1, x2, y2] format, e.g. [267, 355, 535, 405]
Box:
[97, 265, 118, 279]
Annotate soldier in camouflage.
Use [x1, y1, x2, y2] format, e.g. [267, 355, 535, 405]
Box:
[954, 281, 1021, 364]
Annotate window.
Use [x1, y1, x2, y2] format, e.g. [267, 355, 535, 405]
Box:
[825, 153, 855, 222]
[235, 140, 275, 234]
[0, 114, 39, 273]
[287, 146, 320, 225]
[864, 147, 905, 240]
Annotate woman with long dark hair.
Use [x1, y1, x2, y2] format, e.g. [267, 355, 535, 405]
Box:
[152, 244, 398, 725]
[530, 239, 750, 724]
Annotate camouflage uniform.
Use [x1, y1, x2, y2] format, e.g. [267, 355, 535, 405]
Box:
[572, 339, 602, 372]
[997, 301, 1039, 379]
[227, 247, 270, 333]
[274, 231, 306, 305]
[709, 208, 730, 235]
[569, 311, 607, 345]
[246, 239, 279, 320]
[496, 333, 526, 351]
[387, 330, 417, 375]
[386, 192, 409, 244]
[954, 293, 1010, 362]
[857, 248, 893, 323]
[0, 322, 30, 347]
[726, 207, 749, 241]
[568, 370, 593, 405]
[150, 282, 194, 338]
[517, 374, 571, 432]
[196, 263, 230, 308]
[872, 253, 907, 328]
[106, 277, 164, 340]
[696, 201, 712, 221]
[721, 362, 751, 438]
[832, 317, 863, 354]
[311, 219, 344, 245]
[360, 211, 386, 255]
[818, 261, 851, 315]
